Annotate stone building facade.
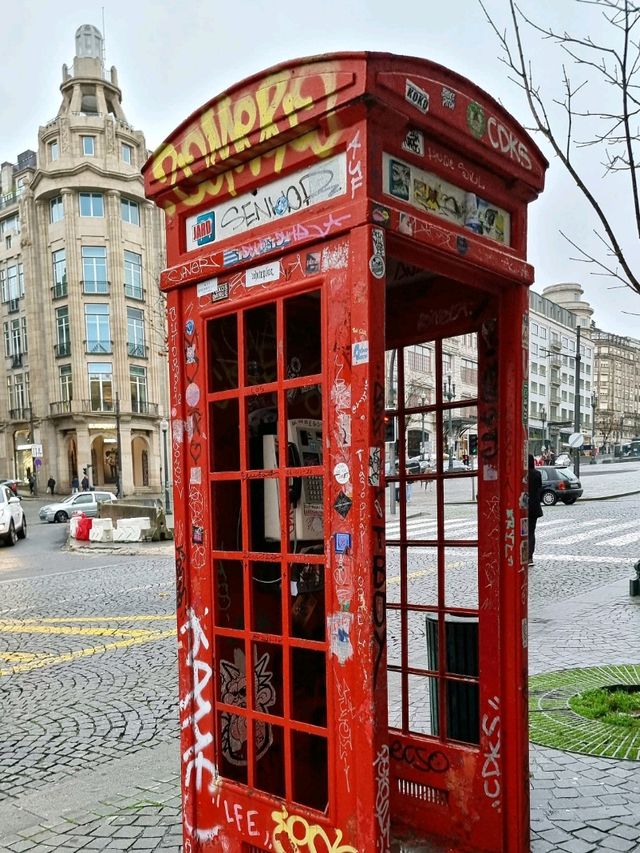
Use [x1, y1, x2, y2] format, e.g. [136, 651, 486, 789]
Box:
[0, 25, 167, 495]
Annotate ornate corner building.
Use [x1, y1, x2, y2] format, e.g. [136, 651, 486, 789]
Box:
[0, 25, 168, 494]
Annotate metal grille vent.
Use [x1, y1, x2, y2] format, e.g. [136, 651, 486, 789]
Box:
[396, 776, 449, 806]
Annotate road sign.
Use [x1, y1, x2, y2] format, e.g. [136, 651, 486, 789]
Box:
[34, 457, 42, 468]
[568, 432, 584, 449]
[31, 443, 43, 458]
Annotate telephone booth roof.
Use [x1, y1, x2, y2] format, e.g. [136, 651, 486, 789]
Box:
[143, 50, 547, 210]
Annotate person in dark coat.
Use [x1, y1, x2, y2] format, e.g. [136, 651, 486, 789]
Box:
[47, 476, 56, 495]
[81, 475, 90, 491]
[528, 453, 543, 565]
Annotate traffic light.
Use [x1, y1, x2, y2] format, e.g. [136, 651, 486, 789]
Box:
[469, 434, 478, 455]
[384, 414, 397, 443]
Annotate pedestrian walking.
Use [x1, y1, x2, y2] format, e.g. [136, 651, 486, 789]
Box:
[81, 474, 89, 491]
[528, 453, 543, 566]
[47, 476, 56, 496]
[28, 473, 35, 495]
[71, 476, 79, 493]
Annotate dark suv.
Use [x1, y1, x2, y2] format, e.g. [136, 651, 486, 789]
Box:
[539, 465, 583, 505]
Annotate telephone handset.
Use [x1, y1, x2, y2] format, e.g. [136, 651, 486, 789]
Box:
[263, 419, 323, 543]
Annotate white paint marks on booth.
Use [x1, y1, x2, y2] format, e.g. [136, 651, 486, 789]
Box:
[374, 744, 391, 853]
[481, 695, 501, 811]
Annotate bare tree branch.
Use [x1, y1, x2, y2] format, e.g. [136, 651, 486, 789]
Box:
[480, 0, 640, 295]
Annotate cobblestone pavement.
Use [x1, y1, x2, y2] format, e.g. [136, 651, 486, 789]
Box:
[0, 485, 639, 851]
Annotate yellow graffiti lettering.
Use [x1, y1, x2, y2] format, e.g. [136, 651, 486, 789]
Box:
[272, 807, 358, 853]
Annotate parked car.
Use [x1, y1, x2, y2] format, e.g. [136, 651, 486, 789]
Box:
[554, 453, 572, 467]
[39, 491, 117, 523]
[0, 479, 19, 495]
[539, 466, 583, 505]
[0, 484, 27, 545]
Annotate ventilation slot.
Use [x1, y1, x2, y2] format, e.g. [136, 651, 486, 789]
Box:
[396, 776, 449, 806]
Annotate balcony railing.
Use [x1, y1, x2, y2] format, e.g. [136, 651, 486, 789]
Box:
[51, 283, 68, 300]
[127, 342, 148, 358]
[81, 280, 110, 294]
[9, 407, 31, 422]
[0, 192, 18, 211]
[131, 401, 159, 416]
[85, 340, 112, 354]
[50, 400, 73, 416]
[8, 298, 20, 314]
[55, 341, 71, 358]
[50, 398, 160, 417]
[124, 285, 145, 300]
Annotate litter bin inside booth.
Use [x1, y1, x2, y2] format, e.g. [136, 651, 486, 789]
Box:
[426, 612, 479, 744]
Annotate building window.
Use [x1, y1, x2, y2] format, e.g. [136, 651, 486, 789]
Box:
[84, 304, 111, 354]
[52, 249, 67, 298]
[407, 344, 432, 374]
[81, 136, 96, 156]
[121, 143, 133, 165]
[127, 307, 146, 357]
[124, 250, 143, 299]
[50, 196, 64, 224]
[79, 192, 104, 217]
[0, 269, 6, 303]
[88, 362, 113, 411]
[8, 372, 29, 414]
[60, 364, 73, 403]
[531, 322, 538, 335]
[82, 246, 108, 293]
[2, 319, 25, 359]
[121, 198, 140, 225]
[539, 326, 547, 340]
[7, 265, 19, 306]
[130, 365, 148, 413]
[48, 140, 59, 162]
[56, 306, 71, 357]
[460, 357, 478, 385]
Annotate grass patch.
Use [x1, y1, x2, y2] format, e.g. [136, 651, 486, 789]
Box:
[569, 687, 640, 730]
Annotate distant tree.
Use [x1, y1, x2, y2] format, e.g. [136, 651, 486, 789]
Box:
[596, 408, 619, 448]
[480, 0, 640, 299]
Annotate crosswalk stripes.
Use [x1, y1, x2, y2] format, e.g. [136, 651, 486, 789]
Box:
[385, 514, 638, 550]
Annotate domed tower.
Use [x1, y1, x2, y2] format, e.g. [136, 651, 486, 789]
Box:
[542, 282, 594, 332]
[3, 26, 168, 495]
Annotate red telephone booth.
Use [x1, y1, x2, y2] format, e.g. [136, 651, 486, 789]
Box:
[144, 53, 546, 853]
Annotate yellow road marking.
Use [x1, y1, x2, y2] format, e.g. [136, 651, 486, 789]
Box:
[387, 562, 465, 585]
[0, 616, 177, 677]
[39, 615, 174, 623]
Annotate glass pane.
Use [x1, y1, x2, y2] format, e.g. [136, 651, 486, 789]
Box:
[207, 314, 237, 392]
[386, 546, 401, 605]
[445, 678, 480, 745]
[292, 732, 328, 811]
[286, 384, 323, 428]
[443, 478, 477, 540]
[404, 345, 434, 409]
[251, 562, 282, 635]
[441, 333, 478, 404]
[406, 546, 438, 607]
[218, 712, 248, 784]
[291, 648, 326, 726]
[210, 398, 240, 472]
[408, 674, 436, 736]
[285, 290, 321, 378]
[247, 392, 277, 470]
[253, 641, 283, 717]
[217, 636, 247, 708]
[245, 303, 277, 385]
[255, 722, 285, 797]
[287, 477, 324, 552]
[212, 480, 243, 551]
[441, 404, 477, 472]
[407, 609, 431, 671]
[386, 606, 401, 668]
[385, 349, 398, 409]
[444, 547, 479, 610]
[387, 668, 402, 729]
[290, 561, 325, 641]
[214, 559, 244, 630]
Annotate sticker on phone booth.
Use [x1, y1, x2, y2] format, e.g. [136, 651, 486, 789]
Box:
[335, 532, 352, 553]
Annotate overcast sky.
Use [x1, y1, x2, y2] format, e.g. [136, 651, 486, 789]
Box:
[2, 0, 639, 336]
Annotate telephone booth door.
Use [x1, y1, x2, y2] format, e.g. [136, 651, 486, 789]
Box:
[144, 51, 546, 853]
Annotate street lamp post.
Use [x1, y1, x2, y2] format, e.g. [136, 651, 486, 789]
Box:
[421, 395, 426, 466]
[443, 375, 456, 470]
[540, 404, 547, 454]
[160, 418, 172, 514]
[591, 392, 598, 463]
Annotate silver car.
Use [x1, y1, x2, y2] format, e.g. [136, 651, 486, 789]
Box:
[39, 491, 117, 523]
[0, 484, 27, 545]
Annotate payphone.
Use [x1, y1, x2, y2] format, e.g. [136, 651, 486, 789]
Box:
[145, 51, 546, 853]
